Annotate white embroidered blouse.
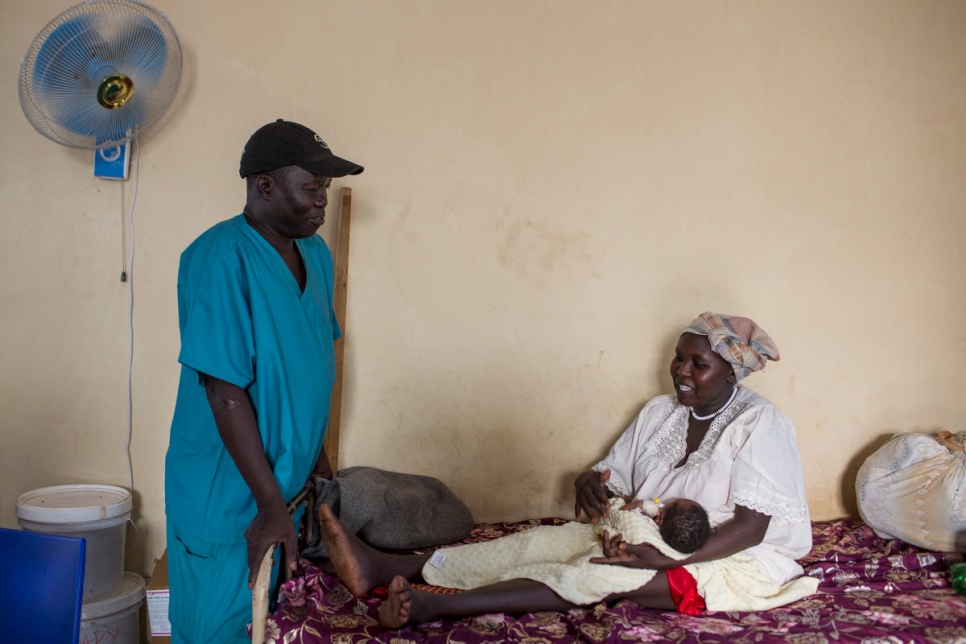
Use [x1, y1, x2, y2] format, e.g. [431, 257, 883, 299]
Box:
[593, 386, 812, 584]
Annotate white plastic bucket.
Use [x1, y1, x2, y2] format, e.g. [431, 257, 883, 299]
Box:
[80, 571, 145, 644]
[16, 484, 132, 602]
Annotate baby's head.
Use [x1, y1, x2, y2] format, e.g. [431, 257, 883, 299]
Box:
[657, 498, 711, 554]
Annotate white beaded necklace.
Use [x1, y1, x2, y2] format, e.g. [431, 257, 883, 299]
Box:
[690, 386, 738, 421]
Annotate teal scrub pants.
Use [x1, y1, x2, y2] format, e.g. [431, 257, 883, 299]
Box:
[166, 523, 281, 644]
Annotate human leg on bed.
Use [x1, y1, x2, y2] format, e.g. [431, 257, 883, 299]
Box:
[318, 503, 431, 595]
[320, 501, 677, 628]
[379, 577, 577, 627]
[379, 572, 675, 628]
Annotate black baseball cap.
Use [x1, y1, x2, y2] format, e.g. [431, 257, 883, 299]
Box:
[239, 119, 364, 178]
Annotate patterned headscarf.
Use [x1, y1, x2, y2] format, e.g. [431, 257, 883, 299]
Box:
[681, 312, 780, 381]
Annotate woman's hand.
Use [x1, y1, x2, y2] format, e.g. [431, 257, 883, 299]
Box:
[244, 502, 298, 589]
[575, 469, 613, 523]
[591, 531, 676, 570]
[598, 529, 627, 558]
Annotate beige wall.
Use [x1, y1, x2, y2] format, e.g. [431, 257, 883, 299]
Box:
[2, 0, 964, 576]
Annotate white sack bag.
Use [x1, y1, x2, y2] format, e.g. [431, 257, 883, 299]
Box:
[856, 432, 966, 552]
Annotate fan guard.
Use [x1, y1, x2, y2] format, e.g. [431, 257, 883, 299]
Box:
[19, 0, 182, 150]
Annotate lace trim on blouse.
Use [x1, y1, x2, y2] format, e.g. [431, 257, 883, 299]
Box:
[730, 492, 810, 525]
[592, 462, 629, 498]
[593, 398, 748, 494]
[651, 398, 750, 469]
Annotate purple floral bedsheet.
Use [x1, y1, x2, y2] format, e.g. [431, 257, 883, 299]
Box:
[261, 518, 966, 643]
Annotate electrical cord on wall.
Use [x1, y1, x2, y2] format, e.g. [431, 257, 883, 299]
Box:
[122, 139, 140, 494]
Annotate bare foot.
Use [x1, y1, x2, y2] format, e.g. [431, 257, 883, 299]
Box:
[378, 576, 413, 628]
[317, 503, 383, 596]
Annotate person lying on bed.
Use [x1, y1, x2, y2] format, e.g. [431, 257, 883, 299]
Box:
[319, 312, 818, 627]
[317, 494, 711, 623]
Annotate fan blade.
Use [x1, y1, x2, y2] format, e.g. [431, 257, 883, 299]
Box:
[20, 0, 183, 150]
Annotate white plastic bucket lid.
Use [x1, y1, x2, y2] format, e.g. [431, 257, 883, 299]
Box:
[16, 484, 132, 524]
[81, 572, 145, 620]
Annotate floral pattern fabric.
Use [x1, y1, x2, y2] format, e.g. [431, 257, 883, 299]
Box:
[259, 518, 966, 644]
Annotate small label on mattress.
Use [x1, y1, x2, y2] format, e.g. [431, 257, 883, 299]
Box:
[428, 550, 446, 568]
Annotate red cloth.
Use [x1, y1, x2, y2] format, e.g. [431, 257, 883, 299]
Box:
[666, 567, 706, 616]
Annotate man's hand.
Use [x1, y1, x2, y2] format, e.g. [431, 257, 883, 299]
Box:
[244, 502, 298, 589]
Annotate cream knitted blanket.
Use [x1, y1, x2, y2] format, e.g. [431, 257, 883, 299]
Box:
[422, 499, 818, 609]
[421, 500, 681, 605]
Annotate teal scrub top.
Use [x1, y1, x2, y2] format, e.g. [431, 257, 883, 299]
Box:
[165, 215, 341, 543]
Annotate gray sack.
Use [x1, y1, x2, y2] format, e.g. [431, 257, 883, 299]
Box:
[302, 466, 474, 558]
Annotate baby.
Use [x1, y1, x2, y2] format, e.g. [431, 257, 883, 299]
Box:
[638, 497, 712, 554]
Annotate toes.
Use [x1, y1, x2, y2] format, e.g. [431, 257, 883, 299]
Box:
[390, 576, 411, 605]
[379, 576, 413, 629]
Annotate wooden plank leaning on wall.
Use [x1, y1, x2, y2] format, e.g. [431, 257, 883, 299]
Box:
[324, 186, 352, 472]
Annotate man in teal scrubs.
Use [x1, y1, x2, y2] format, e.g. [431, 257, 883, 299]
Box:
[165, 120, 363, 643]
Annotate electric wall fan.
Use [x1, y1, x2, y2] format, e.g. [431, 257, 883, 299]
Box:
[19, 0, 182, 152]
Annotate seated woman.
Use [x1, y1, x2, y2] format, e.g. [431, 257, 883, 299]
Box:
[318, 312, 817, 627]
